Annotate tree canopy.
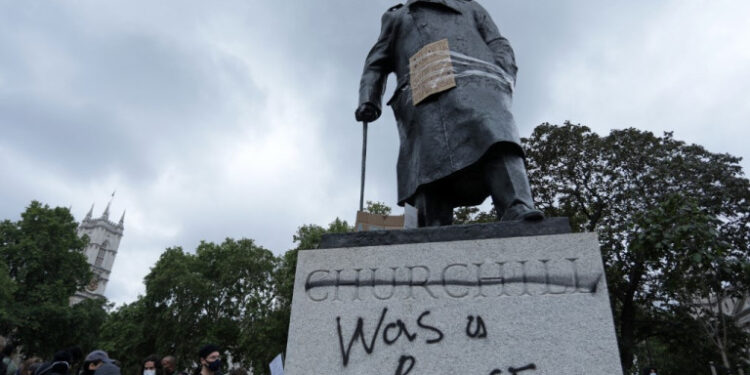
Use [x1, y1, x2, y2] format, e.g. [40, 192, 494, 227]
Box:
[0, 201, 104, 358]
[97, 218, 353, 375]
[522, 123, 750, 373]
[98, 238, 277, 374]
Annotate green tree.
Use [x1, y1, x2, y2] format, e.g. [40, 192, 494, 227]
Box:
[629, 308, 717, 375]
[647, 199, 750, 372]
[364, 201, 392, 216]
[63, 298, 110, 354]
[99, 239, 278, 374]
[0, 201, 93, 357]
[0, 259, 16, 324]
[522, 123, 750, 373]
[99, 299, 150, 374]
[291, 218, 352, 251]
[147, 239, 277, 373]
[240, 218, 352, 375]
[623, 195, 749, 373]
[453, 206, 497, 224]
[98, 220, 353, 375]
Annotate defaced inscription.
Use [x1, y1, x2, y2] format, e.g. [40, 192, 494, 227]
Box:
[335, 307, 538, 374]
[305, 257, 602, 302]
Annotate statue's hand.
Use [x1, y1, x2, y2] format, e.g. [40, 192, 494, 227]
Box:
[355, 103, 381, 123]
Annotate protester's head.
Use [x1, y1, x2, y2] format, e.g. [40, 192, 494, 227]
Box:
[160, 356, 177, 375]
[53, 351, 72, 363]
[83, 350, 110, 375]
[227, 369, 247, 375]
[33, 350, 73, 375]
[141, 355, 161, 375]
[198, 345, 221, 374]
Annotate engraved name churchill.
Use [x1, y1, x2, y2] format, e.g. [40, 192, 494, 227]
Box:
[305, 257, 602, 302]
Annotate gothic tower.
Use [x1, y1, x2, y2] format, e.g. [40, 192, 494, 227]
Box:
[70, 199, 125, 304]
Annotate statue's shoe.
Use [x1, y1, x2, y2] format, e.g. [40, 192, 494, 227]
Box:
[501, 204, 545, 222]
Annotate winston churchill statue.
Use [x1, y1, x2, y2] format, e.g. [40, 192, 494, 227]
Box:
[356, 0, 544, 227]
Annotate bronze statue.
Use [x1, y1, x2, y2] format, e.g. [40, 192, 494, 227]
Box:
[356, 0, 543, 227]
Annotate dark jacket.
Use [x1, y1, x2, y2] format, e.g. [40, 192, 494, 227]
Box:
[359, 0, 521, 206]
[34, 362, 69, 375]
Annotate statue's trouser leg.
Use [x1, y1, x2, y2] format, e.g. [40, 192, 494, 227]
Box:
[482, 150, 535, 220]
[414, 185, 454, 227]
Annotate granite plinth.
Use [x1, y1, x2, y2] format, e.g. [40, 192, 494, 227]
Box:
[319, 217, 571, 249]
[285, 230, 623, 375]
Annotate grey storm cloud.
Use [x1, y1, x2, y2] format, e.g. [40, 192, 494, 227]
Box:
[1, 0, 748, 305]
[0, 0, 266, 183]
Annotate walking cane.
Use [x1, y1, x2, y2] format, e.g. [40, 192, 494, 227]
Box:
[359, 121, 369, 212]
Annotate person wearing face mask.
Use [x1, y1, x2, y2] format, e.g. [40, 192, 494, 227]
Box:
[194, 345, 221, 375]
[140, 356, 161, 375]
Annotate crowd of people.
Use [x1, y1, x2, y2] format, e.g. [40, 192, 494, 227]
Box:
[0, 341, 243, 375]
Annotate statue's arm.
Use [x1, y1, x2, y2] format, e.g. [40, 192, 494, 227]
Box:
[358, 10, 397, 121]
[473, 3, 518, 82]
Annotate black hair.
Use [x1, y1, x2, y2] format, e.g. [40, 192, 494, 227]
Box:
[140, 355, 162, 375]
[52, 350, 72, 363]
[197, 345, 219, 360]
[142, 356, 161, 368]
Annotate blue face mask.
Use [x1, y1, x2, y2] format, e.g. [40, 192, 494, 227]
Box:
[206, 360, 221, 372]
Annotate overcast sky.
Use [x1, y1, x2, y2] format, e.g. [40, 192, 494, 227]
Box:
[1, 0, 749, 306]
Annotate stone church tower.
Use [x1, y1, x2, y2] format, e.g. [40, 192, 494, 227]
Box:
[70, 199, 125, 304]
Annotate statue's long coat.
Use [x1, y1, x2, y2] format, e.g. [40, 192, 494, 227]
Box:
[359, 0, 521, 207]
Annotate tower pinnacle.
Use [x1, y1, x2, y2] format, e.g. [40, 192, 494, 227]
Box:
[102, 190, 116, 220]
[102, 201, 111, 219]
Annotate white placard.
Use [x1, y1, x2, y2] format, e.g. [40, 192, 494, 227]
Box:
[269, 354, 283, 375]
[409, 39, 456, 105]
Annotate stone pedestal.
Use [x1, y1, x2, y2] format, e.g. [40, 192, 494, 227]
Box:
[284, 220, 623, 375]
